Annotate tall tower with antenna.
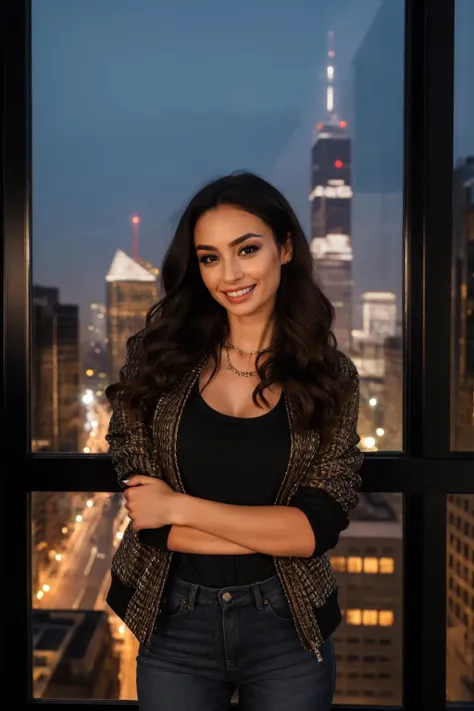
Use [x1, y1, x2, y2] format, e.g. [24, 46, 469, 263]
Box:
[310, 30, 353, 352]
[326, 30, 336, 118]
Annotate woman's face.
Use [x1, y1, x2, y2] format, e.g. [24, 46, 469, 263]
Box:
[194, 204, 292, 318]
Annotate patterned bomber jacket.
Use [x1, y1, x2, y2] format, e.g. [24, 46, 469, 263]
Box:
[105, 332, 364, 657]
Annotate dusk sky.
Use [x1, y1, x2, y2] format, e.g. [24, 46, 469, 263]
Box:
[31, 0, 474, 342]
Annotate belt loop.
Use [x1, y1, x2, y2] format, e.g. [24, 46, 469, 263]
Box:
[251, 582, 264, 609]
[187, 583, 199, 610]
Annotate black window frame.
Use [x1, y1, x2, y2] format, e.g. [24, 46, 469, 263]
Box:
[2, 0, 473, 709]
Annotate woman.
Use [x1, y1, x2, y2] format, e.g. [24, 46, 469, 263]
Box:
[105, 171, 363, 711]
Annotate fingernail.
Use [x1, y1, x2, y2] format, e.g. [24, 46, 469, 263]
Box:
[123, 479, 130, 484]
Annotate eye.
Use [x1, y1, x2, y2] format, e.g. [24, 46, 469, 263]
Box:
[239, 244, 260, 256]
[198, 254, 218, 265]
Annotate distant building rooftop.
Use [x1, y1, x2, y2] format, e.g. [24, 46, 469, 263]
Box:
[106, 249, 158, 283]
[361, 292, 397, 302]
[33, 610, 104, 659]
[340, 493, 403, 539]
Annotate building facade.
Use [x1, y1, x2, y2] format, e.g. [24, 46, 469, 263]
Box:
[105, 250, 159, 384]
[330, 493, 403, 706]
[32, 286, 81, 452]
[446, 494, 474, 701]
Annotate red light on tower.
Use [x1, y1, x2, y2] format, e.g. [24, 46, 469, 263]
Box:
[339, 120, 347, 128]
[334, 160, 343, 169]
[131, 215, 140, 260]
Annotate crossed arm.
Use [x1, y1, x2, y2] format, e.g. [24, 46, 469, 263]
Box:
[166, 498, 316, 557]
[168, 525, 255, 555]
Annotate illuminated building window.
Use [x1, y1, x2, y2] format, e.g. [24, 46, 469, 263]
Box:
[347, 557, 363, 573]
[363, 557, 379, 573]
[379, 557, 395, 574]
[347, 609, 362, 625]
[362, 610, 378, 626]
[379, 610, 394, 626]
[330, 556, 346, 572]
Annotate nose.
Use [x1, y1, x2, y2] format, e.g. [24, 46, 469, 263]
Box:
[222, 255, 245, 284]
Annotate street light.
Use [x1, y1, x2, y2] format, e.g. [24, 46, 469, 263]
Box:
[82, 390, 94, 405]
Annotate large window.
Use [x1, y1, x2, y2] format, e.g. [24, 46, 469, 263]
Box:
[31, 492, 127, 699]
[30, 491, 403, 702]
[31, 0, 404, 456]
[29, 0, 405, 701]
[447, 4, 474, 698]
[5, 0, 474, 710]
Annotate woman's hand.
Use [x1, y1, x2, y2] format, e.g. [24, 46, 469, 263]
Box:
[123, 475, 182, 531]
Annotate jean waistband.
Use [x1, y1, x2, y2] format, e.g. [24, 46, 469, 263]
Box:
[162, 573, 285, 610]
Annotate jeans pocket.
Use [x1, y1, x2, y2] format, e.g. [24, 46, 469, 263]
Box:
[264, 592, 293, 621]
[160, 595, 188, 618]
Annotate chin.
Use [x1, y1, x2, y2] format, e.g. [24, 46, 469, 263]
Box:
[227, 301, 264, 316]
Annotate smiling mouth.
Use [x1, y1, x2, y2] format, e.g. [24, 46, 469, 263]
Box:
[222, 285, 256, 297]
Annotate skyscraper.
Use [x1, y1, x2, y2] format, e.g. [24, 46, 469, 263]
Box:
[310, 234, 353, 351]
[361, 292, 397, 343]
[382, 336, 403, 451]
[451, 157, 474, 450]
[310, 123, 352, 239]
[83, 303, 109, 396]
[88, 303, 107, 349]
[32, 286, 81, 452]
[310, 32, 353, 352]
[330, 493, 403, 706]
[446, 494, 474, 701]
[105, 249, 159, 383]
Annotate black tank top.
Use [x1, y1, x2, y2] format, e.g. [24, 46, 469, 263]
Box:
[171, 379, 291, 587]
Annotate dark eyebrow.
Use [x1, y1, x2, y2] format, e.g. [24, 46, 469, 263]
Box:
[195, 232, 264, 252]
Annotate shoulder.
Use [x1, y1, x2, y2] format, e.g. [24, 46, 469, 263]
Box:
[332, 349, 360, 403]
[126, 328, 147, 355]
[336, 349, 359, 382]
[122, 329, 147, 377]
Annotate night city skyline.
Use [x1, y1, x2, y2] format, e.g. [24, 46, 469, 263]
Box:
[31, 0, 474, 343]
[32, 0, 399, 343]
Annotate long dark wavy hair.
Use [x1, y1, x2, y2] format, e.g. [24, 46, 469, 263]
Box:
[106, 171, 348, 444]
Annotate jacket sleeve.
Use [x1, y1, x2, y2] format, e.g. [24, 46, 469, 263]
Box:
[292, 351, 364, 556]
[105, 331, 157, 488]
[289, 486, 348, 557]
[138, 525, 172, 550]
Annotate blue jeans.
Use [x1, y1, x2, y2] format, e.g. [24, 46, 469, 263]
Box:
[137, 573, 336, 710]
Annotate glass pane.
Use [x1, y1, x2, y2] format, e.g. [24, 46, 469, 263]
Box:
[31, 492, 403, 703]
[446, 494, 474, 702]
[330, 493, 403, 705]
[451, 0, 474, 450]
[31, 492, 131, 699]
[32, 0, 405, 454]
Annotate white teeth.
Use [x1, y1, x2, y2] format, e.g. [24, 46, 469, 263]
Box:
[226, 286, 254, 297]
